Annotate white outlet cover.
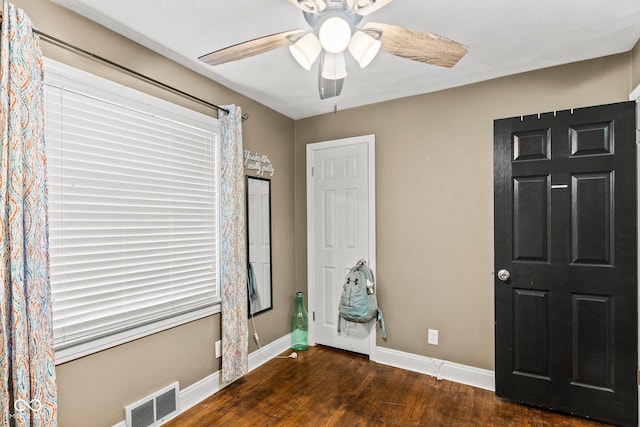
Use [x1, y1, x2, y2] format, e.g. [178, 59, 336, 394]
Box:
[428, 329, 439, 345]
[215, 340, 221, 358]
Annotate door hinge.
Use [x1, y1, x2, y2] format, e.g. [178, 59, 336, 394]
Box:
[312, 311, 315, 321]
[311, 167, 315, 177]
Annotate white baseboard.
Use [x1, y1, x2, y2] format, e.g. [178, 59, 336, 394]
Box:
[112, 334, 292, 427]
[113, 337, 495, 427]
[249, 333, 293, 371]
[374, 346, 495, 392]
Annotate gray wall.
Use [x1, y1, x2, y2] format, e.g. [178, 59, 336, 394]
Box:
[632, 39, 640, 90]
[294, 53, 633, 370]
[9, 1, 640, 424]
[12, 1, 297, 426]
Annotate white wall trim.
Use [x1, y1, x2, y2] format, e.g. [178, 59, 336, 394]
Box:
[629, 84, 640, 101]
[111, 334, 292, 427]
[112, 337, 497, 427]
[248, 334, 294, 371]
[374, 346, 495, 392]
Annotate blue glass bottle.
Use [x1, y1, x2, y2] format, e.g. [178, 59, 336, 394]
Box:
[291, 292, 308, 351]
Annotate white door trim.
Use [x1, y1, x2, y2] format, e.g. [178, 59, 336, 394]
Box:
[630, 91, 640, 422]
[306, 134, 377, 360]
[628, 84, 640, 101]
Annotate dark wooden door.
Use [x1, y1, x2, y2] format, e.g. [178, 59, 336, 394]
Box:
[494, 102, 637, 426]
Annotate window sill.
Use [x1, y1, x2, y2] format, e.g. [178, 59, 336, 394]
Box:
[55, 302, 221, 365]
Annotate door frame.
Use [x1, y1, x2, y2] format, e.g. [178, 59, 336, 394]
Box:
[630, 88, 640, 421]
[306, 134, 377, 359]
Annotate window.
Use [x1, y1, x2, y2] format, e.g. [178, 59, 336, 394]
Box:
[44, 58, 220, 363]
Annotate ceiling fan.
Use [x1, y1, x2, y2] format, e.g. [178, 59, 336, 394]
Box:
[199, 0, 468, 100]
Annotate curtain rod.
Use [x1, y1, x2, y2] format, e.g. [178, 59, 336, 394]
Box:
[0, 13, 245, 119]
[36, 30, 233, 117]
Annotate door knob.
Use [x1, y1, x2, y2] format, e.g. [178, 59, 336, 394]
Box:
[497, 269, 511, 282]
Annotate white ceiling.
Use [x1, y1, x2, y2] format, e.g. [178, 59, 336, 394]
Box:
[53, 0, 640, 120]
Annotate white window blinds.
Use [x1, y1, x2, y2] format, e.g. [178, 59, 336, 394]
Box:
[44, 59, 220, 363]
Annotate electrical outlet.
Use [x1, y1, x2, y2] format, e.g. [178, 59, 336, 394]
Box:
[428, 329, 439, 345]
[215, 340, 221, 358]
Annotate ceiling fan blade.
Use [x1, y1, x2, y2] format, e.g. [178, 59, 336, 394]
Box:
[364, 22, 468, 67]
[352, 0, 394, 16]
[199, 30, 306, 66]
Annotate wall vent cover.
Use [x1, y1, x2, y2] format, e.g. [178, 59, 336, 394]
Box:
[125, 382, 179, 427]
[155, 388, 177, 420]
[130, 400, 154, 427]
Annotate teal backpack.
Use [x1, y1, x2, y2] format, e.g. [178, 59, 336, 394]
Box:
[337, 260, 387, 339]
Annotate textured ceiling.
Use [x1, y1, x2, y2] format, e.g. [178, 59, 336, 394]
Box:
[53, 0, 640, 119]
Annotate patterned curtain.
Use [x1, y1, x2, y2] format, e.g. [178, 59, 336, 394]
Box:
[219, 105, 248, 383]
[0, 2, 57, 426]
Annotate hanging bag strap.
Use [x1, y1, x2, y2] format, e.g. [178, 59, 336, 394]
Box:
[377, 310, 387, 339]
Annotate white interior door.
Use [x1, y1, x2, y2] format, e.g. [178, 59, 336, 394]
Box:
[307, 135, 376, 356]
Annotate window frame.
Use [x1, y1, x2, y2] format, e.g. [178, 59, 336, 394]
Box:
[43, 57, 221, 364]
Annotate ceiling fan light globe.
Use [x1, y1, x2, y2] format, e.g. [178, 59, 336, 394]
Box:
[321, 52, 348, 80]
[319, 17, 352, 53]
[348, 31, 381, 68]
[290, 33, 322, 70]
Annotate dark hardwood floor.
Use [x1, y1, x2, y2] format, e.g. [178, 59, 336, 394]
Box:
[165, 345, 612, 426]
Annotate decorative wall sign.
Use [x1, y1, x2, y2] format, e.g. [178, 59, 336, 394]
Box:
[244, 149, 275, 177]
